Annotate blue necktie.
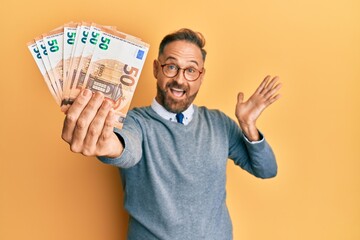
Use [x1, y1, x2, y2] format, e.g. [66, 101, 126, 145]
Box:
[176, 113, 184, 124]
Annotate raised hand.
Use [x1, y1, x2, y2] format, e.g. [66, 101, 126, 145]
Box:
[235, 75, 282, 141]
[61, 89, 123, 158]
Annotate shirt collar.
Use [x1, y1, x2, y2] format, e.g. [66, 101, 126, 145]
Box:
[151, 99, 194, 125]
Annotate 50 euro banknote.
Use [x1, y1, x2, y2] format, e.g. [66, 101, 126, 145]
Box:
[27, 40, 61, 105]
[67, 23, 117, 103]
[81, 27, 149, 129]
[27, 22, 150, 129]
[64, 22, 92, 103]
[62, 22, 79, 102]
[43, 26, 64, 96]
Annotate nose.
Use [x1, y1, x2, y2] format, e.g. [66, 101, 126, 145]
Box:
[173, 69, 187, 84]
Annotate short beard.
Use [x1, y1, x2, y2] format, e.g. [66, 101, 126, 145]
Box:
[156, 81, 198, 113]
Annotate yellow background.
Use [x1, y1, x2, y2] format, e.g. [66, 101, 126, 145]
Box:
[1, 0, 359, 239]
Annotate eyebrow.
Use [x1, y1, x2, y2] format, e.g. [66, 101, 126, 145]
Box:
[164, 56, 199, 66]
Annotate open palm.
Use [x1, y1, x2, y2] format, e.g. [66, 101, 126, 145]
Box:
[236, 75, 282, 132]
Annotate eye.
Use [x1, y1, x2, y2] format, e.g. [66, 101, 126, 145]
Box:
[186, 67, 197, 74]
[167, 64, 178, 71]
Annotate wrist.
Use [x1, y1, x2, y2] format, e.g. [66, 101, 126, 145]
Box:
[104, 134, 124, 158]
[239, 121, 260, 141]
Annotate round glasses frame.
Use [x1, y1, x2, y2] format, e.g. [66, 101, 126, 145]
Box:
[160, 63, 204, 81]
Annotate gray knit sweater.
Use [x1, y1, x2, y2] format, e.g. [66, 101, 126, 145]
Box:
[98, 105, 277, 240]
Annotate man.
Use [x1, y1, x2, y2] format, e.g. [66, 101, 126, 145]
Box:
[62, 28, 281, 240]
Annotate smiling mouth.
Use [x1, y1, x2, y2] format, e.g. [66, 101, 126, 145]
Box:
[170, 87, 186, 98]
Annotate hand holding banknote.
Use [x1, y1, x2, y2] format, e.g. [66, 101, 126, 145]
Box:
[62, 89, 124, 158]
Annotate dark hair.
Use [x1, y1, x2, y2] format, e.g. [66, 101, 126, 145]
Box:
[158, 28, 207, 61]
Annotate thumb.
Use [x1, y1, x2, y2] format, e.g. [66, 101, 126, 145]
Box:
[237, 92, 244, 104]
[60, 104, 70, 114]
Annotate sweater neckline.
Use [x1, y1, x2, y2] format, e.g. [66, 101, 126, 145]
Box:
[147, 105, 199, 128]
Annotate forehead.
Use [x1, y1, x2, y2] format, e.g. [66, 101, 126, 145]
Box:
[160, 40, 203, 65]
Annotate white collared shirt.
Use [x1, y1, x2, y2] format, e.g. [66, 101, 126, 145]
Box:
[151, 99, 194, 125]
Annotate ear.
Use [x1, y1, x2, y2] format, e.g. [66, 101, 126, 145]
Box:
[153, 59, 159, 78]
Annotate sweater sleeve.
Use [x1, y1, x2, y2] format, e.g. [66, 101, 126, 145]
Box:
[97, 110, 143, 169]
[226, 116, 278, 179]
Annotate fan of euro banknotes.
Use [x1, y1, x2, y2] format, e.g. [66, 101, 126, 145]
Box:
[27, 22, 150, 129]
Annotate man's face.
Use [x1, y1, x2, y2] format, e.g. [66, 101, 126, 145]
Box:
[153, 40, 205, 113]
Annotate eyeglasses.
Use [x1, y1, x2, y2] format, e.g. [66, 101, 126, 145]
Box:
[160, 63, 204, 81]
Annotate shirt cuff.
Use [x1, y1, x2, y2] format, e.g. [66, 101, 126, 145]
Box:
[242, 130, 265, 144]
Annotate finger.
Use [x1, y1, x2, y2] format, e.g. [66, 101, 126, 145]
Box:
[97, 109, 116, 146]
[62, 89, 92, 143]
[260, 75, 278, 95]
[237, 92, 244, 104]
[263, 76, 279, 93]
[60, 104, 70, 114]
[256, 75, 271, 94]
[70, 92, 105, 152]
[264, 82, 282, 100]
[266, 93, 281, 106]
[82, 99, 114, 155]
[97, 109, 117, 155]
[263, 81, 282, 97]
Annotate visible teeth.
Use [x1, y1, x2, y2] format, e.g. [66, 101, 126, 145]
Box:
[171, 88, 185, 97]
[172, 88, 183, 91]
